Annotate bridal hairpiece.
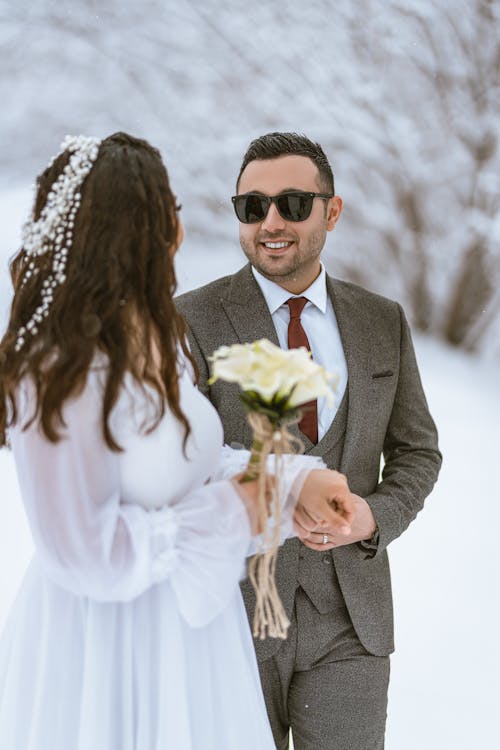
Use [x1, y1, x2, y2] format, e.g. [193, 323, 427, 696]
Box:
[15, 135, 102, 352]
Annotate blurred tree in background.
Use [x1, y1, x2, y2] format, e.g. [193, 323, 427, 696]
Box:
[0, 0, 498, 354]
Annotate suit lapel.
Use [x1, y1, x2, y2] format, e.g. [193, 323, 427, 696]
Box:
[220, 264, 280, 346]
[326, 276, 373, 473]
[220, 265, 312, 450]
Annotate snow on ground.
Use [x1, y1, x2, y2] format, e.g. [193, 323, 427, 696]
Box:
[0, 188, 499, 748]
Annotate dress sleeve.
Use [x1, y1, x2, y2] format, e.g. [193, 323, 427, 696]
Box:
[212, 444, 326, 552]
[10, 376, 253, 627]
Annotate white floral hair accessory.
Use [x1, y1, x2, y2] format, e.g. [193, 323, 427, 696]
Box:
[15, 135, 101, 352]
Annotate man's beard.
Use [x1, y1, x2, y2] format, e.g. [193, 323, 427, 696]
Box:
[240, 230, 326, 282]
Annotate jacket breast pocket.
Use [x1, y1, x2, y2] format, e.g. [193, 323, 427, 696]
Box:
[372, 370, 394, 379]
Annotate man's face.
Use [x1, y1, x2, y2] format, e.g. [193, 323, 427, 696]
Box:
[236, 155, 342, 292]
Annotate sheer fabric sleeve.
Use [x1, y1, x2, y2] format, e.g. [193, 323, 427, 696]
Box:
[10, 376, 252, 627]
[212, 445, 326, 551]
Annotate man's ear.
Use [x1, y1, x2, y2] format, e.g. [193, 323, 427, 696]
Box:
[327, 196, 343, 231]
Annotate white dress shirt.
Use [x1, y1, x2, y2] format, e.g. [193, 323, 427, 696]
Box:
[252, 264, 348, 441]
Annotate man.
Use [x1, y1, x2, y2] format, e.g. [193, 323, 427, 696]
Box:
[176, 132, 441, 750]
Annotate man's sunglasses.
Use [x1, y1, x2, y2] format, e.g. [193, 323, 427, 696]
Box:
[231, 191, 334, 224]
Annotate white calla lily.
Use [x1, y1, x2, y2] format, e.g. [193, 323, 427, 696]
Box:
[210, 338, 336, 410]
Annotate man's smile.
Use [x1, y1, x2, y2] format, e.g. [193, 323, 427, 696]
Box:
[260, 240, 295, 254]
[264, 241, 290, 249]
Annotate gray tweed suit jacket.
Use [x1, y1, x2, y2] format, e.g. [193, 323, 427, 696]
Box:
[176, 264, 442, 660]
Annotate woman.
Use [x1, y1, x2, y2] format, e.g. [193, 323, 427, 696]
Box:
[0, 132, 353, 749]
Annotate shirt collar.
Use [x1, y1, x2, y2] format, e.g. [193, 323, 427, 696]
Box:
[251, 263, 328, 315]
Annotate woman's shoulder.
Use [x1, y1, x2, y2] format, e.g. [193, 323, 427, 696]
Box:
[13, 345, 190, 441]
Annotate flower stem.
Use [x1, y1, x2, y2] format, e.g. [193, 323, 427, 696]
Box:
[239, 438, 264, 483]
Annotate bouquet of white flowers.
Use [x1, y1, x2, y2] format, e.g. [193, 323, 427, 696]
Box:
[210, 338, 337, 639]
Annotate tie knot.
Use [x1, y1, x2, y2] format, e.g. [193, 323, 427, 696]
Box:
[286, 296, 308, 320]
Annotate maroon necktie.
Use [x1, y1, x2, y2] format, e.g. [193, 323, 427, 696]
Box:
[286, 297, 318, 444]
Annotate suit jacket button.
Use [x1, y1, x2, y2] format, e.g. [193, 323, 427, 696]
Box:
[323, 556, 331, 564]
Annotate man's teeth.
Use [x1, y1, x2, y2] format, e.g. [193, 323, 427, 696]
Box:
[264, 242, 290, 249]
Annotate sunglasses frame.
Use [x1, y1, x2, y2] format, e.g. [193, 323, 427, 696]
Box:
[231, 191, 334, 224]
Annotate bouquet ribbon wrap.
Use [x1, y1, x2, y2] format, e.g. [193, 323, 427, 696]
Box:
[242, 412, 303, 640]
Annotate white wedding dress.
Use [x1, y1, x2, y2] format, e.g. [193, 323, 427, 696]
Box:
[0, 357, 318, 749]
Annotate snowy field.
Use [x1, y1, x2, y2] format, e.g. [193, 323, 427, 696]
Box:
[0, 188, 499, 748]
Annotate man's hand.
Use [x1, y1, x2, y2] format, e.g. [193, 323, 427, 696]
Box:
[294, 493, 377, 551]
[296, 470, 356, 538]
[232, 468, 355, 537]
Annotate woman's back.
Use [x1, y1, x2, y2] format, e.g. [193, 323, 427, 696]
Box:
[1, 357, 278, 750]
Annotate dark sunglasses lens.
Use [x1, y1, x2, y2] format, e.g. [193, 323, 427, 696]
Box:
[234, 195, 267, 223]
[277, 193, 313, 221]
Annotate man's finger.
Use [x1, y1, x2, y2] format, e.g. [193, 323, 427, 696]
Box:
[328, 491, 356, 525]
[293, 504, 323, 532]
[307, 500, 352, 534]
[293, 518, 326, 542]
[294, 520, 313, 540]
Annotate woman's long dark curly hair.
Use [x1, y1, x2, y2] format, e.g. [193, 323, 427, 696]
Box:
[0, 132, 196, 451]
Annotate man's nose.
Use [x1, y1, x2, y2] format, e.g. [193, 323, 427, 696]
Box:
[261, 201, 286, 232]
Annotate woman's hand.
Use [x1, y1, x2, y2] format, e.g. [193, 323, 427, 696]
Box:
[230, 474, 263, 534]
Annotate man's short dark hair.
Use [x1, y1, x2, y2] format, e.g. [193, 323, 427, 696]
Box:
[236, 132, 335, 194]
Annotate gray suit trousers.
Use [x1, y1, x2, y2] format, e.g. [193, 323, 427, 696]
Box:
[259, 583, 389, 750]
